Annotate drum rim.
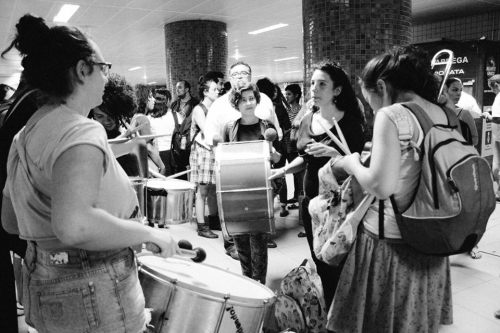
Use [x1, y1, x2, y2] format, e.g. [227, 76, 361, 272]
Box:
[138, 256, 275, 304]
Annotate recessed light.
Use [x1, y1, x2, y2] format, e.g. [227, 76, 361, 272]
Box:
[53, 4, 80, 23]
[248, 23, 288, 35]
[128, 66, 142, 71]
[274, 57, 299, 62]
[148, 81, 157, 85]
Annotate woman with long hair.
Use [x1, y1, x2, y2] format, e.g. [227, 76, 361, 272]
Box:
[329, 46, 453, 332]
[271, 61, 366, 308]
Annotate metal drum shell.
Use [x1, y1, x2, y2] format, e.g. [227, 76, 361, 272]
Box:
[138, 256, 275, 333]
[215, 141, 275, 236]
[146, 179, 195, 225]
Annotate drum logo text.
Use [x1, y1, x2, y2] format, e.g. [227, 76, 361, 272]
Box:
[226, 306, 244, 333]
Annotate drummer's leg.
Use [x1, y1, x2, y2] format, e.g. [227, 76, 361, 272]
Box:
[206, 184, 220, 230]
[233, 235, 252, 278]
[250, 233, 268, 284]
[196, 184, 218, 239]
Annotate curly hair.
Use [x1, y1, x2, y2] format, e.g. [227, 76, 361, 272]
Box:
[229, 83, 260, 109]
[135, 84, 152, 114]
[90, 73, 136, 124]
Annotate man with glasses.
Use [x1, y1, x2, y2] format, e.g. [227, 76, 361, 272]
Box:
[205, 61, 282, 260]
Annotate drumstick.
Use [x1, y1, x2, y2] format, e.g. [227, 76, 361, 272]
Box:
[317, 120, 350, 155]
[164, 169, 192, 180]
[332, 117, 350, 154]
[108, 133, 172, 144]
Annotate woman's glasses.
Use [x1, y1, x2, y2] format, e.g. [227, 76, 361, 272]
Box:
[90, 61, 112, 75]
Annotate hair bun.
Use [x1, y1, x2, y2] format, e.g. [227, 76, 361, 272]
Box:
[15, 14, 50, 55]
[198, 75, 205, 85]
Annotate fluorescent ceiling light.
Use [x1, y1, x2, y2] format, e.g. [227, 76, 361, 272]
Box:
[148, 81, 157, 85]
[53, 4, 80, 23]
[128, 66, 142, 71]
[248, 23, 288, 35]
[274, 56, 299, 62]
[284, 70, 301, 73]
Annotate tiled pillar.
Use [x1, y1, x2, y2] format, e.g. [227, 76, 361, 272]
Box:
[164, 20, 227, 93]
[302, 0, 412, 130]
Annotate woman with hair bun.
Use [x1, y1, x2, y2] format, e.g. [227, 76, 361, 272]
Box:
[1, 14, 179, 333]
[189, 75, 220, 239]
[329, 46, 453, 332]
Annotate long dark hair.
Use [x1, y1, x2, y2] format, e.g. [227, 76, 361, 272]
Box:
[312, 60, 365, 124]
[2, 14, 95, 99]
[360, 45, 439, 104]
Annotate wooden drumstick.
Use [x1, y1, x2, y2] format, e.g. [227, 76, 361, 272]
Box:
[108, 133, 172, 144]
[332, 117, 350, 154]
[317, 120, 350, 155]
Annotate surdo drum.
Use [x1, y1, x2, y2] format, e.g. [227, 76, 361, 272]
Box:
[146, 179, 195, 226]
[138, 256, 276, 333]
[215, 141, 275, 236]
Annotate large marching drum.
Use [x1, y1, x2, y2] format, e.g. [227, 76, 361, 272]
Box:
[215, 141, 275, 236]
[138, 255, 276, 333]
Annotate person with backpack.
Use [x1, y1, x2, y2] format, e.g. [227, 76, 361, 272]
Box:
[189, 75, 220, 239]
[328, 46, 454, 332]
[170, 80, 198, 179]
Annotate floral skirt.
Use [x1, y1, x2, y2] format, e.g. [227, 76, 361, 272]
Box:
[327, 227, 453, 333]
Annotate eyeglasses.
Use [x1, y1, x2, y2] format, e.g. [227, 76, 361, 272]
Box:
[230, 71, 250, 78]
[90, 61, 112, 76]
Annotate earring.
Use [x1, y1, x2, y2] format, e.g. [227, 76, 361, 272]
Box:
[333, 96, 337, 104]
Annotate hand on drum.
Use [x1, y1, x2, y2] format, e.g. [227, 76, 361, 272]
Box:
[147, 229, 180, 258]
[305, 140, 342, 158]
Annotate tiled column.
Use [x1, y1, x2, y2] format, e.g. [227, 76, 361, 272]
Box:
[164, 20, 227, 92]
[302, 0, 412, 131]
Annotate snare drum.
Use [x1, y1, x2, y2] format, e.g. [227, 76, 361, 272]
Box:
[138, 256, 275, 333]
[146, 179, 195, 226]
[215, 141, 275, 236]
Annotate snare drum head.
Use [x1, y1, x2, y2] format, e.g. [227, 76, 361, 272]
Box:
[147, 179, 195, 191]
[139, 256, 274, 302]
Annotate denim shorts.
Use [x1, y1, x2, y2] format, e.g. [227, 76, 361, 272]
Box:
[23, 242, 146, 333]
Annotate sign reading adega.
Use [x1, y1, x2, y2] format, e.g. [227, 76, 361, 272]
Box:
[432, 47, 477, 79]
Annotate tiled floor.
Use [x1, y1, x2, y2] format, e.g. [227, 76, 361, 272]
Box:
[18, 193, 500, 332]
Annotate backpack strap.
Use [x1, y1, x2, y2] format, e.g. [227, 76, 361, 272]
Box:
[378, 200, 385, 240]
[401, 102, 459, 133]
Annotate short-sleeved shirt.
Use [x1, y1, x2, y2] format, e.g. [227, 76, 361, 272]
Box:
[3, 105, 138, 242]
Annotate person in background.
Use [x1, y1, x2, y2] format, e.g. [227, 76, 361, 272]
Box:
[189, 75, 220, 239]
[482, 74, 500, 202]
[222, 83, 280, 284]
[270, 61, 366, 309]
[170, 80, 198, 179]
[205, 61, 282, 260]
[329, 46, 452, 333]
[256, 78, 291, 221]
[1, 14, 179, 333]
[443, 77, 478, 146]
[457, 90, 482, 117]
[0, 72, 39, 333]
[205, 71, 225, 96]
[148, 88, 175, 176]
[285, 83, 305, 208]
[134, 84, 165, 175]
[89, 73, 139, 176]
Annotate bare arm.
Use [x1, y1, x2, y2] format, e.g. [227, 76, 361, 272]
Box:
[1, 195, 19, 235]
[192, 105, 207, 135]
[336, 110, 400, 198]
[51, 144, 177, 256]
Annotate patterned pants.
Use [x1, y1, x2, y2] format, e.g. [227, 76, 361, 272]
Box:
[233, 233, 268, 284]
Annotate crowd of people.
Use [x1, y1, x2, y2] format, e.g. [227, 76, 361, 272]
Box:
[0, 12, 497, 333]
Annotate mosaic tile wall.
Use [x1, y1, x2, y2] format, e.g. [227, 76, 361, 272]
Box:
[413, 11, 500, 44]
[302, 0, 412, 137]
[302, 0, 412, 92]
[164, 20, 227, 93]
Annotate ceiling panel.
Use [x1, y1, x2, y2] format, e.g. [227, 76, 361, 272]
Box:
[0, 0, 497, 88]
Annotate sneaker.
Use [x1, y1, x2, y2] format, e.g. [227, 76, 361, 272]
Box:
[297, 231, 307, 238]
[495, 309, 500, 319]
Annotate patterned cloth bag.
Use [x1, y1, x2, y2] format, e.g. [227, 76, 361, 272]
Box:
[274, 259, 327, 333]
[309, 161, 374, 266]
